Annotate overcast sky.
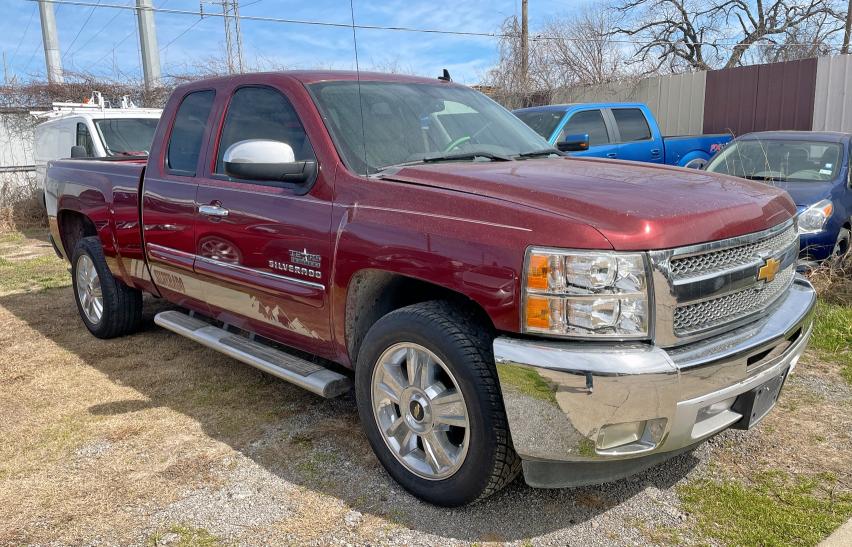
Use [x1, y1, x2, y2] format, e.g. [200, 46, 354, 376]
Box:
[0, 0, 600, 85]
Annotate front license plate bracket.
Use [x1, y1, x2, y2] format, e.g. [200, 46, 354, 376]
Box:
[730, 369, 789, 430]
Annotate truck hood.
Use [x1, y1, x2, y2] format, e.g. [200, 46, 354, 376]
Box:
[385, 157, 796, 250]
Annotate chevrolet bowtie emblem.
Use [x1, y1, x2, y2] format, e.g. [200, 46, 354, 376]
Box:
[757, 257, 781, 283]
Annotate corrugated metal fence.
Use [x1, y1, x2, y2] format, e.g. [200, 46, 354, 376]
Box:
[554, 55, 852, 136]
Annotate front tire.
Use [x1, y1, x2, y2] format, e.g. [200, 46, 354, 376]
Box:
[71, 236, 142, 339]
[833, 226, 851, 259]
[355, 301, 520, 506]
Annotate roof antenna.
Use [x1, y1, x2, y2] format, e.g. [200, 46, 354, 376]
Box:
[438, 69, 451, 82]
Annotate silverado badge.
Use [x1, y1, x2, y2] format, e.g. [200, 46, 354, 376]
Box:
[757, 257, 781, 283]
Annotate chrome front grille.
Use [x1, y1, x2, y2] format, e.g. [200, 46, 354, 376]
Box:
[673, 265, 795, 335]
[650, 219, 799, 346]
[669, 224, 798, 279]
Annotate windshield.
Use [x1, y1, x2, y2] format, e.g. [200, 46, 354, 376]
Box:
[94, 118, 159, 156]
[706, 138, 844, 182]
[308, 81, 552, 174]
[514, 110, 565, 139]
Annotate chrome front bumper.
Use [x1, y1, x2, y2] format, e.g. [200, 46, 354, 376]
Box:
[494, 277, 816, 487]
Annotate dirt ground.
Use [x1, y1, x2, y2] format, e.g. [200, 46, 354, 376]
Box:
[1, 231, 850, 546]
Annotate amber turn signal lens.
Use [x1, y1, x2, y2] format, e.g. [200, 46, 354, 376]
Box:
[525, 295, 552, 329]
[527, 254, 550, 291]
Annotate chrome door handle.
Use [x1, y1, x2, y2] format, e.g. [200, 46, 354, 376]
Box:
[199, 204, 229, 217]
[650, 148, 661, 155]
[606, 152, 617, 158]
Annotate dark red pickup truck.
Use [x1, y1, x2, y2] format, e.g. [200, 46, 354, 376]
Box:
[45, 71, 816, 506]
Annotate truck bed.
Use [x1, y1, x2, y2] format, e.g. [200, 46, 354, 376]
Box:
[44, 157, 147, 285]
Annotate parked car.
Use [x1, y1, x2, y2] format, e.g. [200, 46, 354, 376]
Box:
[45, 71, 815, 507]
[33, 91, 161, 182]
[514, 102, 730, 168]
[704, 131, 851, 264]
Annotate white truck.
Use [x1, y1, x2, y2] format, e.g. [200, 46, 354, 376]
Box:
[33, 92, 161, 181]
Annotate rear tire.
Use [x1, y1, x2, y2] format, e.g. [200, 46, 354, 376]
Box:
[71, 236, 142, 339]
[355, 301, 520, 506]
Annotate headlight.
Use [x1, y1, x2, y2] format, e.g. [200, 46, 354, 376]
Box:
[798, 199, 833, 233]
[523, 248, 650, 338]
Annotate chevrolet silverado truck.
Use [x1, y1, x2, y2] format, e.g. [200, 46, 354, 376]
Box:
[514, 102, 730, 168]
[45, 71, 815, 507]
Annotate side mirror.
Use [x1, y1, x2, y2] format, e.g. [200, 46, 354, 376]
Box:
[223, 139, 317, 184]
[70, 145, 88, 158]
[557, 133, 590, 152]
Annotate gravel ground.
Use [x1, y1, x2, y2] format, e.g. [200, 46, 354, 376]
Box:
[1, 234, 849, 545]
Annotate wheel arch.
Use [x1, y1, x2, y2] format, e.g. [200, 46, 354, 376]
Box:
[343, 269, 495, 368]
[57, 209, 98, 260]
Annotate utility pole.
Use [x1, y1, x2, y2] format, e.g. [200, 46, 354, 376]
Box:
[844, 0, 852, 54]
[520, 0, 529, 89]
[38, 0, 64, 84]
[3, 51, 8, 85]
[202, 0, 244, 74]
[136, 0, 162, 90]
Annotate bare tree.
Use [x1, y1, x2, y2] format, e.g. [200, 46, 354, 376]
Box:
[485, 9, 641, 107]
[484, 16, 561, 107]
[613, 0, 842, 71]
[843, 0, 852, 52]
[543, 10, 641, 86]
[759, 10, 841, 62]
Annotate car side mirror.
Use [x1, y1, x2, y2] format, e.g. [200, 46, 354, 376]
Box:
[557, 133, 590, 152]
[223, 139, 317, 184]
[70, 145, 88, 158]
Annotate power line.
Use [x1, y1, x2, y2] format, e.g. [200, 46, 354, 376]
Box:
[9, 4, 37, 66]
[63, 0, 101, 62]
[66, 1, 128, 59]
[160, 16, 205, 53]
[21, 0, 838, 50]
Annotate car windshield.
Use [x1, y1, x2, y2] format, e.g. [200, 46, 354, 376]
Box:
[514, 110, 564, 139]
[706, 138, 843, 182]
[94, 118, 159, 156]
[308, 81, 552, 174]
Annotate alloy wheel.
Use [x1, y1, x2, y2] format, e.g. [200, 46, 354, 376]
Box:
[370, 342, 470, 480]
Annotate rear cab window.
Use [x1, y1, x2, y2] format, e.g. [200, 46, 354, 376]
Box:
[561, 110, 610, 146]
[167, 90, 216, 175]
[611, 108, 652, 142]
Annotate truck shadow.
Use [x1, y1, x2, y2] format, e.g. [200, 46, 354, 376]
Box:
[1, 288, 701, 542]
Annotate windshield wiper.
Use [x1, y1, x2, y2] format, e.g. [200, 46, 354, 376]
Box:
[422, 151, 515, 163]
[516, 148, 563, 158]
[373, 151, 514, 176]
[744, 174, 787, 182]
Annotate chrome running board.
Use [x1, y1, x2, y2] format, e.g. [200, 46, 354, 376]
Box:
[154, 310, 351, 398]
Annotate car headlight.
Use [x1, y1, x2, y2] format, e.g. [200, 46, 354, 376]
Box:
[523, 248, 650, 338]
[798, 199, 833, 234]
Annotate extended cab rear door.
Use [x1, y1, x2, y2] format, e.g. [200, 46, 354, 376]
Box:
[193, 82, 333, 357]
[142, 89, 217, 311]
[607, 107, 664, 164]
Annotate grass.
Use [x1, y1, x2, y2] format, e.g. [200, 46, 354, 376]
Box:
[148, 524, 222, 547]
[0, 255, 70, 294]
[496, 363, 557, 402]
[679, 471, 852, 546]
[810, 301, 852, 384]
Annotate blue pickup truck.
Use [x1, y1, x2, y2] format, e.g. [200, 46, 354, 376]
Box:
[514, 103, 731, 168]
[705, 131, 851, 264]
